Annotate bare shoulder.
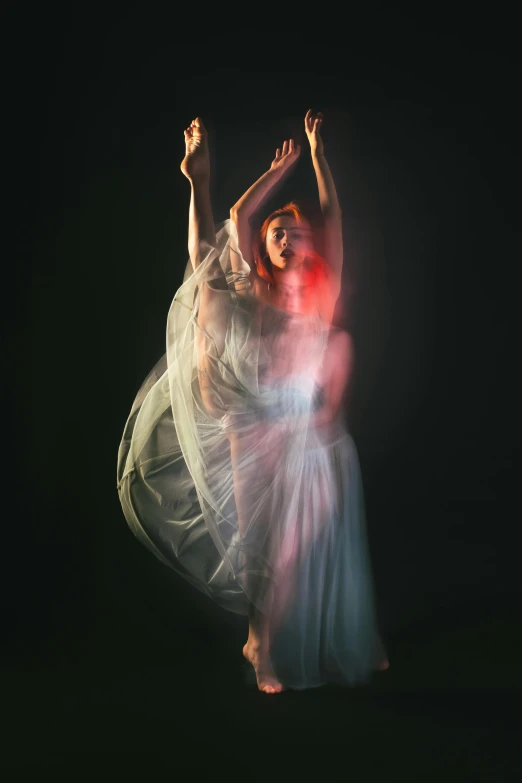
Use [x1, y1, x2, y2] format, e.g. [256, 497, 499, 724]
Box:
[252, 273, 269, 298]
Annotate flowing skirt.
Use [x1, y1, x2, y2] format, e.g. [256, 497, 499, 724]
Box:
[117, 220, 387, 688]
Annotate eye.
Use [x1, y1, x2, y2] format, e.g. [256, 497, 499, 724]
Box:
[273, 231, 284, 239]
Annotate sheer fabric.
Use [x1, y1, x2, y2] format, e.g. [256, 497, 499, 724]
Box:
[117, 220, 387, 688]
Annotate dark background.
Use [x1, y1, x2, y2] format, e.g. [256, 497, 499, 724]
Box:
[5, 8, 521, 778]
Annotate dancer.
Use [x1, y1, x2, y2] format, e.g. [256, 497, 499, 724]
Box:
[117, 111, 389, 693]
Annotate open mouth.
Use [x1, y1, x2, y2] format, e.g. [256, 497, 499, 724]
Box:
[280, 250, 295, 258]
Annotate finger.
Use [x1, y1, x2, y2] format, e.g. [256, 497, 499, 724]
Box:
[275, 148, 281, 158]
[281, 140, 289, 155]
[305, 109, 312, 128]
[288, 138, 294, 152]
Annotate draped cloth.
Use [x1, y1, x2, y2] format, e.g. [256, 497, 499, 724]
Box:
[117, 220, 387, 689]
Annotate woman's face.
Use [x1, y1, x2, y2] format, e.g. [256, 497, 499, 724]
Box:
[265, 215, 313, 270]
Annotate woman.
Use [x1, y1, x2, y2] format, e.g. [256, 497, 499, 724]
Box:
[117, 111, 389, 693]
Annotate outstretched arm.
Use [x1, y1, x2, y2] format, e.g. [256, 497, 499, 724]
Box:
[230, 139, 301, 271]
[305, 110, 343, 299]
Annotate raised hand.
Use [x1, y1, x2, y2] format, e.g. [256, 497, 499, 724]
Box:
[181, 117, 210, 183]
[304, 109, 324, 157]
[269, 138, 301, 176]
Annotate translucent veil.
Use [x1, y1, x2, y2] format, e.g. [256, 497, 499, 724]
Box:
[117, 219, 387, 688]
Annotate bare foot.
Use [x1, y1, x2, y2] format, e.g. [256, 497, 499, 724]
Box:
[180, 117, 210, 183]
[243, 643, 284, 694]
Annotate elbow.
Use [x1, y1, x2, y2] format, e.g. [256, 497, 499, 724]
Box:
[230, 207, 245, 228]
[230, 205, 254, 224]
[230, 206, 247, 222]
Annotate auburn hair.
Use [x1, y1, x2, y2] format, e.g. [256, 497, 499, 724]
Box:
[253, 202, 329, 286]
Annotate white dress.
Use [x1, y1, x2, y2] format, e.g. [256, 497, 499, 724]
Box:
[117, 220, 387, 689]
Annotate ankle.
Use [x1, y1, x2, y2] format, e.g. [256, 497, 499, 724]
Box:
[189, 175, 210, 188]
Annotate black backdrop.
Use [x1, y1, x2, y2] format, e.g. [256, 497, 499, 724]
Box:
[5, 9, 521, 777]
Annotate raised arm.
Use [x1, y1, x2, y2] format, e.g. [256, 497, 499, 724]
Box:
[304, 110, 343, 299]
[230, 139, 301, 271]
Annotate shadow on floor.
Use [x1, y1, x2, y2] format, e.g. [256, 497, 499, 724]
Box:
[1, 595, 521, 778]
